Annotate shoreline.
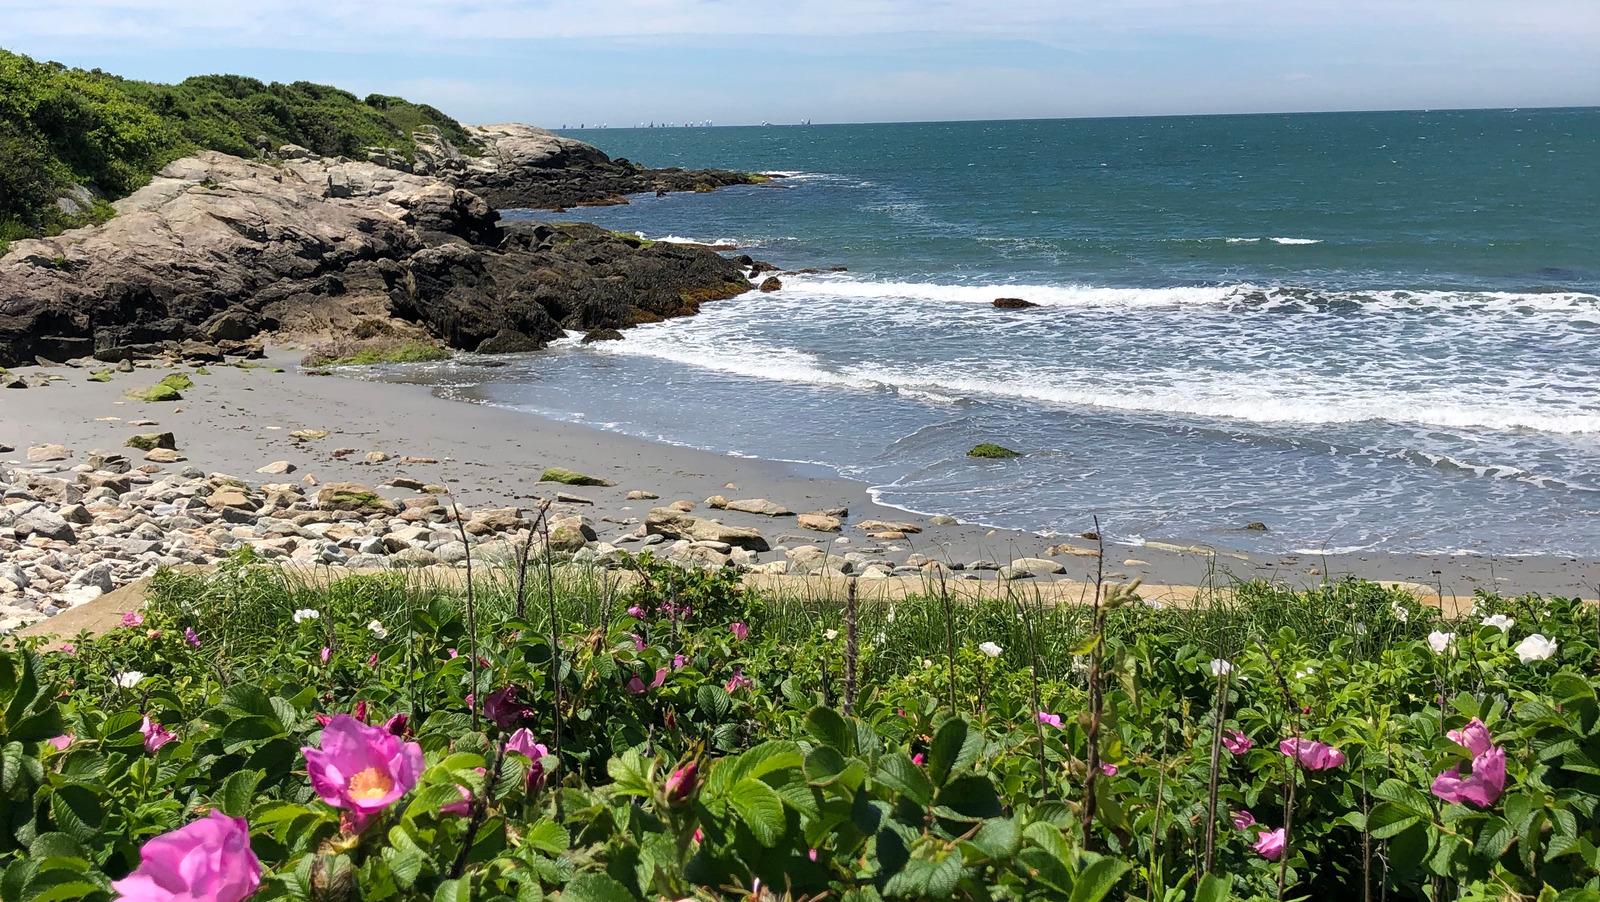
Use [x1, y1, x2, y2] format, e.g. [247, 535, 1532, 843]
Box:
[2, 350, 1597, 624]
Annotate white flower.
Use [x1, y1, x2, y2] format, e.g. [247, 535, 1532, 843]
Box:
[824, 629, 839, 641]
[367, 620, 388, 640]
[921, 659, 934, 669]
[885, 607, 896, 624]
[1391, 602, 1409, 623]
[114, 671, 145, 689]
[292, 609, 320, 623]
[1144, 599, 1165, 610]
[1515, 634, 1557, 663]
[978, 641, 1002, 657]
[1295, 665, 1316, 679]
[1427, 631, 1456, 655]
[872, 631, 887, 646]
[1209, 659, 1233, 677]
[1481, 614, 1515, 632]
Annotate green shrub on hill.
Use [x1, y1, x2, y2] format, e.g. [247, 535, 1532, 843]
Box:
[0, 48, 478, 250]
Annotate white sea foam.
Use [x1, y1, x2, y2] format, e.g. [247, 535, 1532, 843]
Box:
[639, 232, 739, 247]
[1268, 237, 1323, 245]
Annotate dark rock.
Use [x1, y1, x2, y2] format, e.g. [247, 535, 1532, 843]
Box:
[993, 298, 1039, 309]
[1243, 522, 1269, 531]
[582, 328, 624, 343]
[759, 277, 782, 292]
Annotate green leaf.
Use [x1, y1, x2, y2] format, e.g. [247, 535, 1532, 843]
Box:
[1366, 802, 1421, 840]
[524, 818, 570, 855]
[696, 684, 731, 720]
[47, 785, 104, 841]
[874, 753, 933, 807]
[217, 769, 263, 818]
[969, 817, 1020, 861]
[560, 872, 636, 902]
[1372, 778, 1434, 817]
[1195, 872, 1233, 902]
[935, 775, 1002, 821]
[927, 718, 969, 786]
[729, 778, 786, 847]
[805, 706, 853, 753]
[804, 746, 848, 785]
[1477, 817, 1516, 859]
[736, 740, 802, 783]
[1070, 856, 1131, 902]
[883, 852, 963, 899]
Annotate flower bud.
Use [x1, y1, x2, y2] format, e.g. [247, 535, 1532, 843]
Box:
[665, 761, 698, 804]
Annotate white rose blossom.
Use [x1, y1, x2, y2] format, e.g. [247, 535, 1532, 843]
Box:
[292, 609, 320, 623]
[1481, 614, 1514, 632]
[1427, 631, 1456, 655]
[114, 671, 145, 689]
[367, 620, 388, 639]
[824, 629, 839, 641]
[1515, 634, 1557, 663]
[978, 641, 1002, 658]
[1209, 659, 1233, 677]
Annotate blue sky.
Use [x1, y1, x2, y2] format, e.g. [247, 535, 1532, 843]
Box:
[1, 1, 1595, 127]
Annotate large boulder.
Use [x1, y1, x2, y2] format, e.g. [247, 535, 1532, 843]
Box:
[644, 507, 769, 552]
[316, 483, 400, 515]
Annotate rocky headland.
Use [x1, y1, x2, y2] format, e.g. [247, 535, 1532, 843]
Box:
[0, 124, 769, 368]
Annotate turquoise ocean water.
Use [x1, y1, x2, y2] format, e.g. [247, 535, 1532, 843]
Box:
[442, 110, 1600, 556]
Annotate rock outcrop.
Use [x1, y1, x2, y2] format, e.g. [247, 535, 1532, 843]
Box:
[0, 129, 762, 368]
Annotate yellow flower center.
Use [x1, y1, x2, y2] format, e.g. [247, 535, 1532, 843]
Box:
[347, 767, 394, 802]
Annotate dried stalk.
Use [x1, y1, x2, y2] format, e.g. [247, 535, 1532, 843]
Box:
[450, 498, 480, 731]
[843, 577, 859, 716]
[1202, 641, 1234, 873]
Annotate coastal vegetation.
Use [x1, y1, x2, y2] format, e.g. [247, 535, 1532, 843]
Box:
[8, 552, 1598, 901]
[301, 342, 454, 369]
[968, 443, 1021, 459]
[0, 47, 474, 253]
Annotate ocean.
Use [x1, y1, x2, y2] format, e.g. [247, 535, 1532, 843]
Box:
[430, 110, 1600, 556]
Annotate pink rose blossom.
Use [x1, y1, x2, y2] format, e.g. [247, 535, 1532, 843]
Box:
[368, 653, 379, 667]
[447, 648, 459, 658]
[109, 810, 261, 902]
[725, 667, 752, 693]
[302, 714, 424, 833]
[626, 675, 648, 694]
[382, 713, 409, 737]
[122, 610, 145, 627]
[319, 647, 330, 664]
[730, 622, 749, 641]
[1279, 738, 1346, 770]
[1099, 763, 1118, 776]
[59, 643, 76, 655]
[505, 728, 550, 792]
[912, 753, 925, 766]
[1037, 711, 1063, 728]
[1223, 730, 1253, 755]
[627, 605, 644, 618]
[140, 716, 176, 753]
[632, 633, 646, 651]
[666, 761, 698, 803]
[1231, 810, 1256, 831]
[673, 653, 687, 669]
[1431, 718, 1506, 807]
[1253, 827, 1287, 860]
[47, 734, 74, 751]
[185, 627, 201, 648]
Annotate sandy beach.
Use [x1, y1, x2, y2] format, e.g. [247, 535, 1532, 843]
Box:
[4, 349, 1596, 612]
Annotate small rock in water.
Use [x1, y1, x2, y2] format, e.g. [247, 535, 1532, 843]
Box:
[257, 460, 296, 475]
[1243, 521, 1268, 531]
[993, 297, 1039, 309]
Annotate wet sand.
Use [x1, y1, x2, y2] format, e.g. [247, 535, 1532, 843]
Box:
[3, 350, 1596, 605]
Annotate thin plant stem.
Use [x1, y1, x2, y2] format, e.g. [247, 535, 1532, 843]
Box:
[940, 572, 957, 713]
[537, 501, 563, 779]
[1202, 643, 1234, 873]
[843, 577, 858, 717]
[450, 497, 480, 732]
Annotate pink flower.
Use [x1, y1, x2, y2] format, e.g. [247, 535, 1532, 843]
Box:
[666, 761, 698, 803]
[483, 686, 533, 730]
[353, 701, 368, 724]
[382, 714, 409, 737]
[109, 810, 261, 902]
[1253, 827, 1287, 860]
[368, 653, 379, 667]
[1223, 730, 1253, 755]
[302, 714, 424, 833]
[1279, 738, 1346, 770]
[626, 675, 648, 694]
[632, 633, 646, 651]
[47, 734, 74, 751]
[320, 647, 330, 664]
[627, 605, 644, 618]
[140, 716, 176, 753]
[1447, 718, 1494, 758]
[441, 784, 474, 817]
[673, 653, 687, 669]
[59, 643, 76, 655]
[1037, 711, 1063, 728]
[447, 648, 459, 658]
[809, 848, 818, 862]
[912, 753, 925, 766]
[1431, 719, 1506, 807]
[147, 630, 162, 639]
[1099, 763, 1118, 776]
[185, 627, 201, 648]
[725, 667, 752, 693]
[122, 610, 145, 627]
[1231, 810, 1256, 831]
[730, 622, 749, 641]
[505, 728, 550, 792]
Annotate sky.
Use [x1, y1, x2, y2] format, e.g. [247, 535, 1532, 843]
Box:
[1, 1, 1596, 127]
